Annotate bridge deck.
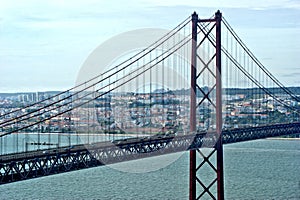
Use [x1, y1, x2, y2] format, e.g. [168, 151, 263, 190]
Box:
[0, 122, 299, 184]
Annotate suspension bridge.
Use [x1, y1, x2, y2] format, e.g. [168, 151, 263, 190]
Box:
[0, 11, 299, 199]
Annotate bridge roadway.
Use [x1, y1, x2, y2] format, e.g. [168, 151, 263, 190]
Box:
[0, 122, 299, 184]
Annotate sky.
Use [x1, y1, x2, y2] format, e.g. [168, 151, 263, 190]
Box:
[0, 0, 299, 92]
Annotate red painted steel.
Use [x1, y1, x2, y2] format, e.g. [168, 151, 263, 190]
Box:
[189, 10, 225, 200]
[215, 10, 225, 200]
[189, 11, 198, 200]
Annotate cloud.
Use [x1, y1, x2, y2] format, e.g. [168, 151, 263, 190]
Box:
[282, 72, 300, 77]
[0, 0, 299, 92]
[141, 0, 300, 10]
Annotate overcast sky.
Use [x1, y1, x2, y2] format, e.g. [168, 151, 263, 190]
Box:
[0, 0, 299, 92]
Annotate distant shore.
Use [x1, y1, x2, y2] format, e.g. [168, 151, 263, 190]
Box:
[266, 137, 300, 141]
[13, 132, 151, 138]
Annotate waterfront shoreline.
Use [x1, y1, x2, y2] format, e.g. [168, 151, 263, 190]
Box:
[10, 132, 151, 138]
[266, 137, 300, 141]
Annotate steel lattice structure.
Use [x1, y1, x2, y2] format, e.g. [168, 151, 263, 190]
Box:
[189, 10, 224, 200]
[1, 122, 299, 184]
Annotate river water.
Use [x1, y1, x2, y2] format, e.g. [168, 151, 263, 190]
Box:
[0, 139, 299, 200]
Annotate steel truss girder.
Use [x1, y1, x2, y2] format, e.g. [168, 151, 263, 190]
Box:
[222, 122, 300, 144]
[0, 122, 299, 184]
[0, 133, 213, 184]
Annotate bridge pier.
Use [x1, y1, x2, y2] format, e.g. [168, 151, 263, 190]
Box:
[189, 11, 224, 200]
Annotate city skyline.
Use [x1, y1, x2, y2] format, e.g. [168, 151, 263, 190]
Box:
[0, 0, 300, 92]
